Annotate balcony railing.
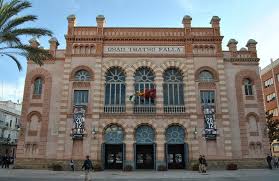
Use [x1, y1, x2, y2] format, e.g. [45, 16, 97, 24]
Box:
[164, 105, 185, 113]
[134, 105, 156, 114]
[104, 105, 126, 113]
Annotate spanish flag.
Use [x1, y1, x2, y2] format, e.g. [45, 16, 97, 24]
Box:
[129, 89, 156, 102]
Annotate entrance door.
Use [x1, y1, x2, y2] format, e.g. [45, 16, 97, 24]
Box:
[136, 144, 154, 169]
[105, 144, 123, 169]
[167, 144, 185, 169]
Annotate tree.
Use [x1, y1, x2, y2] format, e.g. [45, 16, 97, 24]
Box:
[265, 112, 279, 143]
[0, 0, 53, 71]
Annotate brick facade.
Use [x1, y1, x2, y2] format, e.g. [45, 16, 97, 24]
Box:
[16, 15, 268, 170]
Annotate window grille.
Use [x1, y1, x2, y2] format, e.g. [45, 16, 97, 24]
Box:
[104, 67, 126, 113]
[134, 67, 156, 113]
[74, 90, 89, 105]
[33, 78, 42, 95]
[163, 68, 185, 113]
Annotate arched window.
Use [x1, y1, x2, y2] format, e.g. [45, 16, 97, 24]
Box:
[33, 78, 42, 95]
[135, 125, 155, 144]
[104, 125, 124, 144]
[105, 67, 126, 106]
[75, 70, 90, 81]
[134, 67, 155, 105]
[166, 125, 185, 144]
[244, 78, 253, 95]
[199, 70, 214, 82]
[163, 68, 184, 106]
[248, 115, 258, 133]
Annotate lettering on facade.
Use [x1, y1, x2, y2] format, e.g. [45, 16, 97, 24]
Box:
[104, 46, 185, 54]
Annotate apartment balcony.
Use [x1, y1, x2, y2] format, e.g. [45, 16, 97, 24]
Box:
[133, 105, 156, 114]
[104, 105, 126, 113]
[164, 105, 185, 113]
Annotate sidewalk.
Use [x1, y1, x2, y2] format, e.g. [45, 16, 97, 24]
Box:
[0, 168, 279, 180]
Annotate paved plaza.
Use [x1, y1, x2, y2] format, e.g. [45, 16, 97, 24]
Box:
[0, 169, 279, 181]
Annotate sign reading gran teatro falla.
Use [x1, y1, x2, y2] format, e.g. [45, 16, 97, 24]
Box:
[104, 46, 185, 55]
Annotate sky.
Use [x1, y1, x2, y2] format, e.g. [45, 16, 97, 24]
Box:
[0, 0, 279, 102]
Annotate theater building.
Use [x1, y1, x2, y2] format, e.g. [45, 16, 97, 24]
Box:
[16, 15, 269, 170]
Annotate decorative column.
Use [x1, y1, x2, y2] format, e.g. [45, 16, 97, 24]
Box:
[155, 71, 164, 113]
[126, 68, 134, 114]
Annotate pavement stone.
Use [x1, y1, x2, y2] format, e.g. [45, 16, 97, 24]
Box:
[0, 168, 279, 181]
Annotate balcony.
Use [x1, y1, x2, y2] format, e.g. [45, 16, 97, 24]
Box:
[164, 105, 185, 113]
[104, 105, 126, 113]
[133, 105, 156, 114]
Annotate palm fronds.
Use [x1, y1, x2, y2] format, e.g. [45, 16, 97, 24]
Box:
[0, 0, 53, 71]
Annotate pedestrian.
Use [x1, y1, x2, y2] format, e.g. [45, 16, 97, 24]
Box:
[70, 159, 75, 171]
[274, 156, 279, 168]
[201, 155, 207, 173]
[198, 155, 203, 173]
[82, 155, 94, 181]
[1, 155, 7, 168]
[266, 154, 273, 169]
[6, 155, 10, 168]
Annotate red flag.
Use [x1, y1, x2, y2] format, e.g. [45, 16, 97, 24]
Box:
[144, 88, 156, 99]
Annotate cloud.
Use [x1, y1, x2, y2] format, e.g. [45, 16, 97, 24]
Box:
[0, 76, 25, 103]
[247, 8, 279, 68]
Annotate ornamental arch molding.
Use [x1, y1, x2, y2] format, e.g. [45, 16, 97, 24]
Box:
[134, 123, 156, 144]
[103, 124, 125, 144]
[160, 60, 187, 76]
[165, 124, 186, 144]
[27, 111, 42, 122]
[195, 66, 219, 81]
[70, 65, 94, 81]
[130, 60, 158, 74]
[102, 59, 129, 77]
[245, 112, 259, 122]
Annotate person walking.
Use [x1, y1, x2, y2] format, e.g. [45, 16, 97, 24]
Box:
[201, 155, 207, 173]
[6, 155, 10, 168]
[70, 159, 75, 171]
[198, 155, 203, 173]
[82, 155, 94, 181]
[274, 156, 279, 168]
[266, 154, 273, 169]
[1, 155, 7, 168]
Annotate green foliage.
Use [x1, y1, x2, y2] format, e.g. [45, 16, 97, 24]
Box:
[266, 112, 279, 143]
[93, 163, 103, 171]
[50, 163, 63, 171]
[0, 0, 53, 71]
[192, 163, 199, 171]
[226, 163, 237, 170]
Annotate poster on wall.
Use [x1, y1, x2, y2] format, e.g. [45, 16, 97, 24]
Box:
[71, 105, 86, 139]
[202, 105, 217, 140]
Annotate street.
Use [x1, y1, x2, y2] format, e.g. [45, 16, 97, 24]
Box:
[0, 169, 279, 181]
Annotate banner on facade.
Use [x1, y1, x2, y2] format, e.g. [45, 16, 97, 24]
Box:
[71, 105, 86, 139]
[202, 105, 217, 140]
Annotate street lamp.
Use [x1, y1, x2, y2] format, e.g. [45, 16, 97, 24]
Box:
[193, 127, 198, 139]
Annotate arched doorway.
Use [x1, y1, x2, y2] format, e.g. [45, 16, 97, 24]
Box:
[165, 125, 188, 169]
[103, 125, 125, 169]
[135, 125, 156, 169]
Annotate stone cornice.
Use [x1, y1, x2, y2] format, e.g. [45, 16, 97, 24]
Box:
[224, 58, 260, 62]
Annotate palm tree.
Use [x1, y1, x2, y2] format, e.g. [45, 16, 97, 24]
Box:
[0, 0, 53, 71]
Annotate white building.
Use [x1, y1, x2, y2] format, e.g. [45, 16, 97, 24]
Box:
[0, 100, 21, 157]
